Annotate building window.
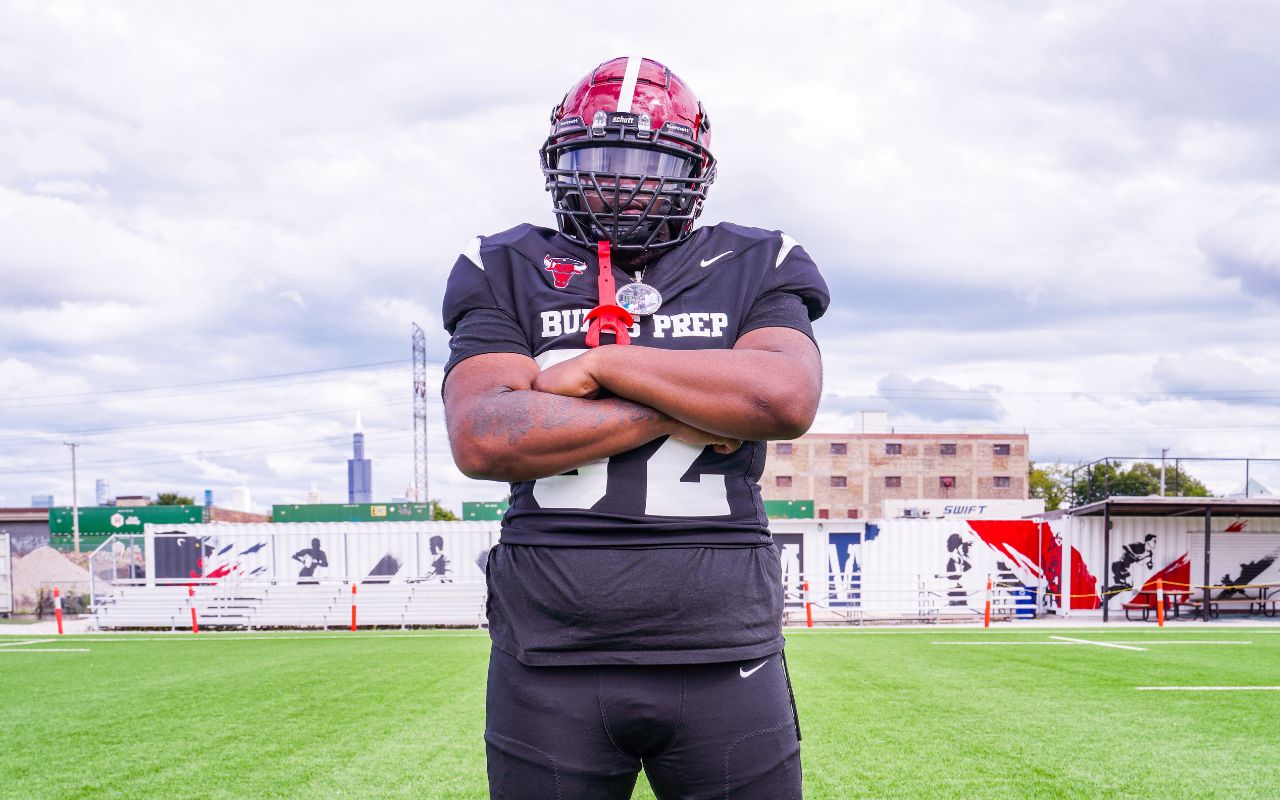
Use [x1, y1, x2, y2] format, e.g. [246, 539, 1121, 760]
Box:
[776, 475, 792, 488]
[831, 476, 847, 488]
[776, 442, 793, 455]
[818, 508, 830, 519]
[994, 476, 1011, 488]
[940, 476, 956, 489]
[885, 443, 902, 455]
[993, 443, 1011, 456]
[830, 442, 848, 455]
[940, 443, 957, 456]
[885, 476, 902, 488]
[846, 509, 860, 519]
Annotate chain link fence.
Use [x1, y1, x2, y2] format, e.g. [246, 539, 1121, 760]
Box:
[88, 534, 146, 609]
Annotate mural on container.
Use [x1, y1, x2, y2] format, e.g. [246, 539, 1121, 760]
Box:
[775, 533, 804, 604]
[365, 553, 403, 583]
[965, 520, 1101, 610]
[292, 538, 329, 584]
[149, 526, 496, 587]
[826, 526, 880, 607]
[1108, 534, 1156, 599]
[155, 533, 216, 581]
[426, 535, 452, 582]
[1096, 520, 1280, 608]
[940, 531, 973, 607]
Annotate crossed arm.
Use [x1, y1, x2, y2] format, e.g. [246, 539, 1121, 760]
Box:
[443, 327, 822, 482]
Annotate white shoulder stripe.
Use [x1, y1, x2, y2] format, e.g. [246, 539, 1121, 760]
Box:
[461, 236, 483, 270]
[617, 56, 641, 113]
[776, 233, 799, 269]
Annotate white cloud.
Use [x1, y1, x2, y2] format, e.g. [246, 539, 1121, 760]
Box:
[1150, 353, 1274, 399]
[1199, 196, 1280, 296]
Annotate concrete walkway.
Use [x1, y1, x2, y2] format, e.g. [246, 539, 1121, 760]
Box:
[0, 616, 94, 635]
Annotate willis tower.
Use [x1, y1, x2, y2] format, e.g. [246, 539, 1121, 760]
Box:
[348, 412, 373, 503]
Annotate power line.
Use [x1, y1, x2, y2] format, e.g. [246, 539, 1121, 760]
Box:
[0, 359, 411, 409]
[0, 366, 414, 412]
[0, 431, 415, 476]
[0, 399, 410, 449]
[882, 387, 1280, 397]
[830, 388, 1280, 403]
[840, 422, 1280, 434]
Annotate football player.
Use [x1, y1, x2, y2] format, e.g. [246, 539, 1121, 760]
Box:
[442, 56, 828, 799]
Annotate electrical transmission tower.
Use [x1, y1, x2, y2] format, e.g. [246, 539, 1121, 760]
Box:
[411, 323, 429, 504]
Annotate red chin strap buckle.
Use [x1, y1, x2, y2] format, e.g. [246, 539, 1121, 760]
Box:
[584, 240, 634, 347]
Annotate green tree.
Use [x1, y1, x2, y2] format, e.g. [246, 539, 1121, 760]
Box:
[1127, 462, 1211, 497]
[430, 499, 459, 521]
[1028, 462, 1070, 511]
[1070, 461, 1211, 505]
[154, 492, 195, 506]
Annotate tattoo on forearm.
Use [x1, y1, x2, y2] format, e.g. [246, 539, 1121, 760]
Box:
[469, 391, 662, 447]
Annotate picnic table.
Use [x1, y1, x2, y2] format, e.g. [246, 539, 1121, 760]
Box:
[1183, 582, 1280, 619]
[1122, 588, 1192, 622]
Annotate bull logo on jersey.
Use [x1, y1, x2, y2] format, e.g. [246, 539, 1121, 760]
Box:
[544, 254, 587, 289]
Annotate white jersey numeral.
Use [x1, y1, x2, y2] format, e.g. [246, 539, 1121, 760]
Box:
[531, 348, 733, 517]
[531, 458, 610, 510]
[643, 436, 731, 516]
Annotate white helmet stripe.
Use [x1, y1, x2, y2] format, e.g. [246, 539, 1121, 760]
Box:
[616, 56, 642, 113]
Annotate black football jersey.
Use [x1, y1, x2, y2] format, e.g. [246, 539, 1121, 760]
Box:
[443, 222, 829, 548]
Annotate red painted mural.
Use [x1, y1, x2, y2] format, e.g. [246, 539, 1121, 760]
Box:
[966, 520, 1102, 609]
[1136, 553, 1191, 593]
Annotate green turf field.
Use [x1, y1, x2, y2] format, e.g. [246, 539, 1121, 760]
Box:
[3, 627, 1280, 799]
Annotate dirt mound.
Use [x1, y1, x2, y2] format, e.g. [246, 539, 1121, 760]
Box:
[11, 546, 91, 613]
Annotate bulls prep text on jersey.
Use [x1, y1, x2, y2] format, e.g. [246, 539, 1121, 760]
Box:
[443, 221, 830, 548]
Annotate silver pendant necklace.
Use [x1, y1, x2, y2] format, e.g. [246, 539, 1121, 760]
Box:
[616, 267, 663, 316]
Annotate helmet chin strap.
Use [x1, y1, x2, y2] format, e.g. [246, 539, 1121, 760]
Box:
[584, 240, 634, 347]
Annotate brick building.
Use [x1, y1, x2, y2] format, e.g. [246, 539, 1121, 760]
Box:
[762, 431, 1031, 520]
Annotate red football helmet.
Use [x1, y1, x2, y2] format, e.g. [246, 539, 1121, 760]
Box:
[540, 57, 716, 251]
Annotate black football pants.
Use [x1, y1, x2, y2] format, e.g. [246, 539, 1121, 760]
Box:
[485, 647, 802, 799]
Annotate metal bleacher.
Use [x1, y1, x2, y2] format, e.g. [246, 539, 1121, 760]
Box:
[93, 579, 487, 631]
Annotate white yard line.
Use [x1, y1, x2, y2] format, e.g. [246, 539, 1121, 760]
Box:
[0, 639, 50, 648]
[1136, 686, 1280, 691]
[1126, 641, 1252, 646]
[0, 648, 91, 653]
[932, 641, 1080, 646]
[934, 639, 1251, 647]
[1050, 636, 1147, 651]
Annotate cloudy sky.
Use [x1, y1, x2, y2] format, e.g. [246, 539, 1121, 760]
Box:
[2, 0, 1279, 512]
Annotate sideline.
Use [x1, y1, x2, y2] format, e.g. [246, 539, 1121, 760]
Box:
[0, 648, 91, 653]
[933, 639, 1251, 647]
[1049, 636, 1146, 651]
[1136, 686, 1280, 691]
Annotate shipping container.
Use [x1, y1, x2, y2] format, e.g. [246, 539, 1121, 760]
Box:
[271, 503, 435, 523]
[463, 501, 508, 521]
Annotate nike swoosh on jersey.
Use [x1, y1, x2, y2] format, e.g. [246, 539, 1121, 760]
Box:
[739, 660, 769, 678]
[700, 250, 733, 268]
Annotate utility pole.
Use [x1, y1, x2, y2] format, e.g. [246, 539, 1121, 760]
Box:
[411, 323, 429, 505]
[1160, 448, 1169, 497]
[64, 442, 80, 554]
